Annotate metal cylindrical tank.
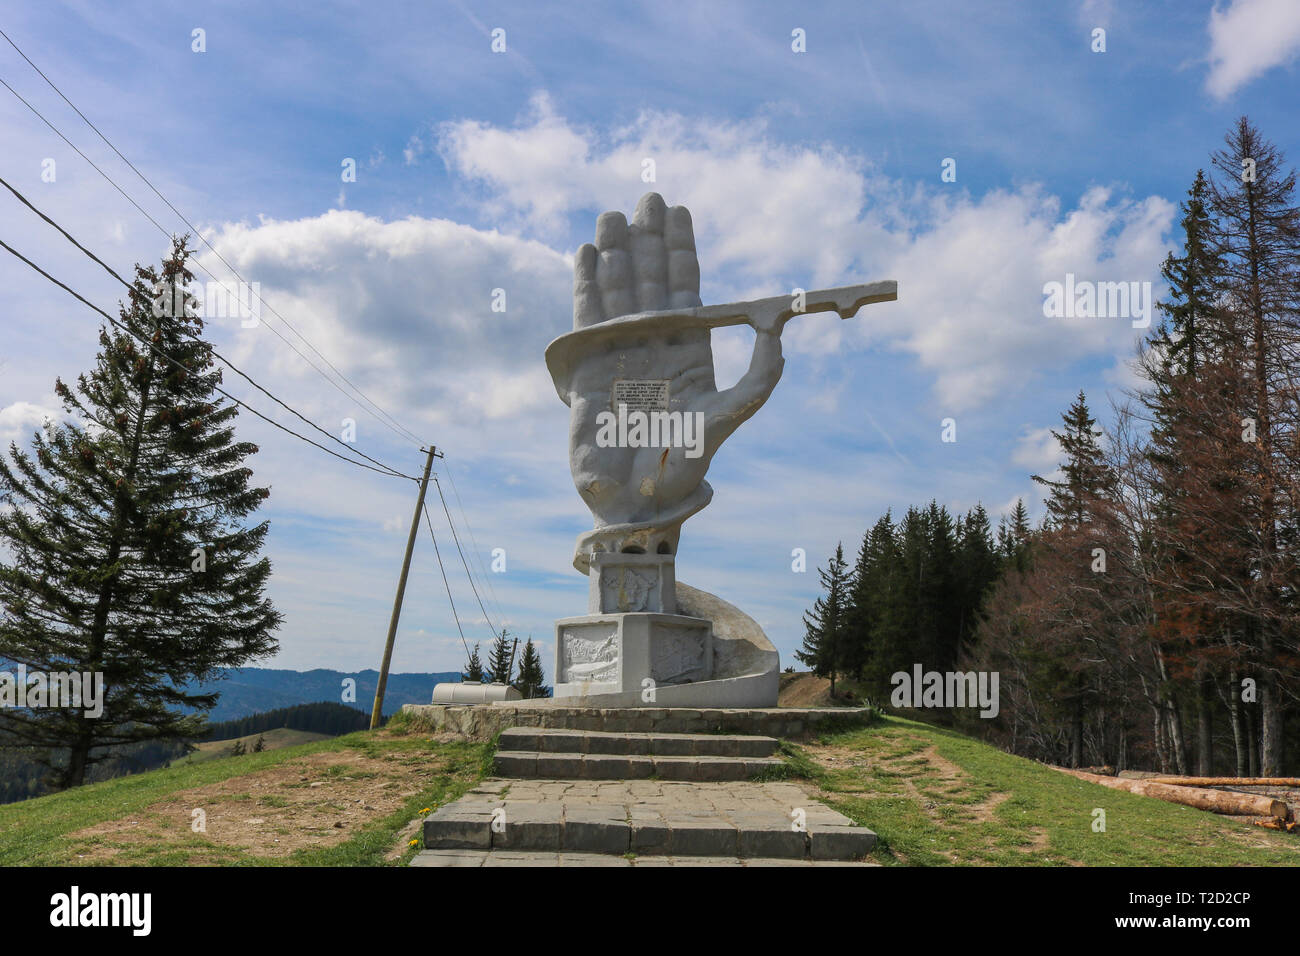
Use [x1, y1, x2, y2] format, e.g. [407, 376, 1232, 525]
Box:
[431, 681, 522, 705]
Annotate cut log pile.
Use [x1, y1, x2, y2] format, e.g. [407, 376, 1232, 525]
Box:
[1054, 767, 1292, 821]
[1146, 776, 1300, 788]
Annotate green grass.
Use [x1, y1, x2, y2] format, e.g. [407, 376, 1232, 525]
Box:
[795, 716, 1300, 866]
[0, 729, 490, 867]
[178, 727, 332, 765]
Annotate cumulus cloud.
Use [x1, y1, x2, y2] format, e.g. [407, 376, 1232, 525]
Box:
[437, 97, 1172, 410]
[1205, 0, 1300, 99]
[1011, 425, 1063, 474]
[0, 401, 59, 444]
[197, 209, 572, 437]
[134, 100, 1174, 671]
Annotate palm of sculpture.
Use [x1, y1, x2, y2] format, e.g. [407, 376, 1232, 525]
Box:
[546, 192, 896, 572]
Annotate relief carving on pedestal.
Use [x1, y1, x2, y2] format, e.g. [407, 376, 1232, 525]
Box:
[651, 625, 707, 685]
[560, 623, 620, 684]
[600, 565, 657, 613]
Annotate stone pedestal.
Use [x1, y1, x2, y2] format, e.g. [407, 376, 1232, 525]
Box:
[587, 552, 676, 614]
[553, 611, 713, 700]
[555, 552, 715, 701]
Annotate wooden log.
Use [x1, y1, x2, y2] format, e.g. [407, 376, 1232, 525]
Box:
[1054, 768, 1291, 820]
[1147, 776, 1300, 788]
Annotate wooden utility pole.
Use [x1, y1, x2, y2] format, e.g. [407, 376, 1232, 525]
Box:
[371, 445, 440, 729]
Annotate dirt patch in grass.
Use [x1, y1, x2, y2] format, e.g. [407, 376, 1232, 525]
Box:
[803, 732, 1033, 863]
[68, 747, 450, 864]
[779, 673, 835, 707]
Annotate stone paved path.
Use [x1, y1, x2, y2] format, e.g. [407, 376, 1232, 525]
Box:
[414, 777, 878, 865]
[413, 849, 872, 866]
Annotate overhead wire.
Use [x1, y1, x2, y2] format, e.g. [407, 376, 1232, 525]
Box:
[0, 174, 415, 480]
[0, 43, 425, 448]
[0, 236, 414, 479]
[443, 461, 507, 627]
[422, 501, 472, 663]
[433, 475, 499, 639]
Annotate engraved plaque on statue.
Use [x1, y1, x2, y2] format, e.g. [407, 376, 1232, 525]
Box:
[611, 379, 669, 413]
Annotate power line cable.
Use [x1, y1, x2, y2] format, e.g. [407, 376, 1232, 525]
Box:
[433, 475, 498, 638]
[0, 236, 414, 480]
[0, 173, 413, 480]
[443, 461, 506, 625]
[422, 501, 472, 663]
[0, 50, 425, 448]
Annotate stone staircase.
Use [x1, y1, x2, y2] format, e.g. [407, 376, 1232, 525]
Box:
[416, 725, 878, 865]
[493, 727, 785, 781]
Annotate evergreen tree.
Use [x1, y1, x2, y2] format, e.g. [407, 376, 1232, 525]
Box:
[515, 637, 547, 699]
[795, 544, 850, 696]
[1032, 391, 1110, 530]
[1143, 169, 1238, 776]
[849, 513, 907, 699]
[486, 628, 516, 685]
[1205, 116, 1300, 775]
[995, 498, 1033, 571]
[463, 643, 485, 682]
[0, 239, 281, 789]
[956, 504, 999, 652]
[1156, 170, 1225, 377]
[252, 734, 266, 753]
[229, 739, 246, 757]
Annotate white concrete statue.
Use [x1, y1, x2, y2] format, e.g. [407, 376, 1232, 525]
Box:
[544, 192, 896, 708]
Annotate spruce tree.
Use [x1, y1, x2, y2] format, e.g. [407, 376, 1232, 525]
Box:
[515, 637, 547, 699]
[486, 628, 515, 685]
[995, 499, 1033, 571]
[956, 504, 999, 652]
[849, 513, 906, 699]
[463, 643, 485, 682]
[1032, 391, 1110, 530]
[0, 239, 281, 789]
[795, 544, 850, 697]
[1156, 170, 1224, 377]
[1205, 116, 1300, 775]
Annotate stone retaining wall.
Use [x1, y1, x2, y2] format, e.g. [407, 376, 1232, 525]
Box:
[397, 703, 876, 741]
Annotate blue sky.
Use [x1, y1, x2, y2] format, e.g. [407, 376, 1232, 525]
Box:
[2, 0, 1299, 679]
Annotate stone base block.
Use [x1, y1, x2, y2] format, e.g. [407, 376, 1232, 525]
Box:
[554, 611, 712, 699]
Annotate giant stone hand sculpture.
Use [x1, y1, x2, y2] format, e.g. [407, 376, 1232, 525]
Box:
[545, 192, 896, 707]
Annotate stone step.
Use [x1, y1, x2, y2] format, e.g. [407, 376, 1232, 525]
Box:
[499, 726, 780, 758]
[422, 792, 876, 861]
[495, 750, 784, 781]
[413, 849, 878, 867]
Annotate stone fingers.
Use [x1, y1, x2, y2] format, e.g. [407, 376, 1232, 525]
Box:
[595, 211, 636, 320]
[585, 194, 700, 322]
[630, 192, 669, 313]
[665, 204, 702, 310]
[573, 242, 603, 329]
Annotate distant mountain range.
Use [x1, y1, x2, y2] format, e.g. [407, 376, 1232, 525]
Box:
[181, 667, 462, 722]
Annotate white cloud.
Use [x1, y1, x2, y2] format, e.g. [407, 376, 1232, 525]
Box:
[197, 208, 572, 438]
[1011, 425, 1063, 474]
[0, 401, 59, 444]
[436, 99, 1174, 412]
[1205, 0, 1300, 99]
[128, 101, 1176, 672]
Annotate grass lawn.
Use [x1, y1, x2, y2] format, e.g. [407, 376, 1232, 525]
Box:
[0, 726, 489, 867]
[795, 715, 1300, 866]
[178, 727, 332, 765]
